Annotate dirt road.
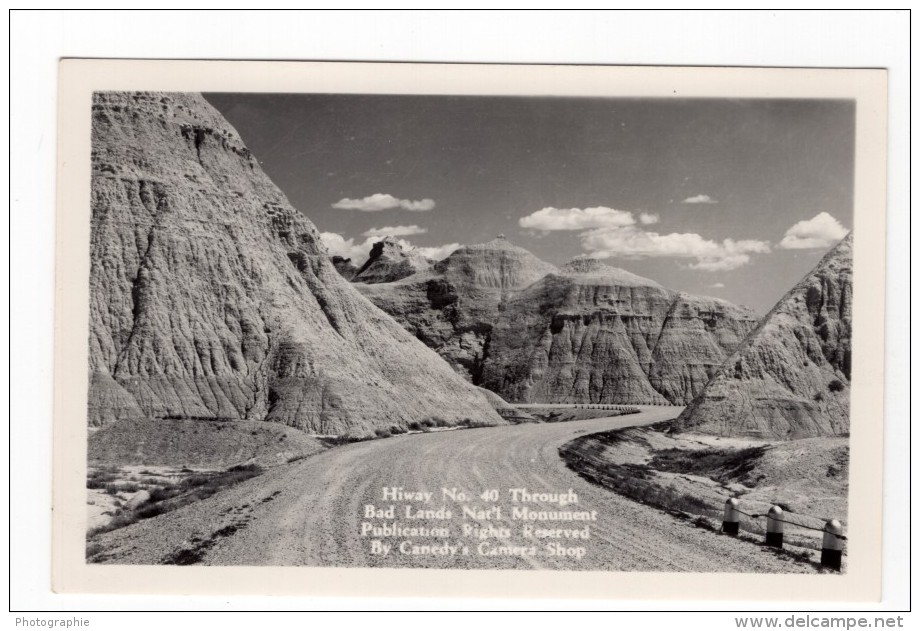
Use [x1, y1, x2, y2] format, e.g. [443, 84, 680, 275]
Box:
[96, 407, 814, 572]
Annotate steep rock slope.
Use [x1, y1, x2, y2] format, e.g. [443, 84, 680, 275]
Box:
[479, 259, 759, 404]
[351, 237, 432, 284]
[355, 236, 559, 379]
[88, 91, 502, 435]
[676, 234, 852, 438]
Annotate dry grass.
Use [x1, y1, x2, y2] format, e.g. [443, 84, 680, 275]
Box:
[86, 463, 264, 557]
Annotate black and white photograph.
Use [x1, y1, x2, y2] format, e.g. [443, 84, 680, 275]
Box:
[47, 59, 890, 603]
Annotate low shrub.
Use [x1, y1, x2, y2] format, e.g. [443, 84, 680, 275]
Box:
[134, 502, 168, 520]
[103, 481, 141, 495]
[87, 464, 264, 539]
[148, 485, 182, 503]
[86, 470, 120, 489]
[227, 463, 261, 473]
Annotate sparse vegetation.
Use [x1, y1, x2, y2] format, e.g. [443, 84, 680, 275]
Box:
[828, 379, 845, 393]
[647, 445, 770, 485]
[560, 447, 719, 518]
[86, 469, 120, 489]
[86, 463, 265, 548]
[104, 481, 141, 494]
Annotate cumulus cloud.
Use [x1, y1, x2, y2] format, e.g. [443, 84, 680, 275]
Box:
[778, 212, 849, 249]
[319, 232, 375, 263]
[362, 224, 428, 237]
[332, 193, 436, 212]
[580, 226, 770, 271]
[682, 194, 718, 204]
[638, 212, 659, 225]
[320, 232, 457, 265]
[414, 242, 461, 261]
[518, 206, 636, 232]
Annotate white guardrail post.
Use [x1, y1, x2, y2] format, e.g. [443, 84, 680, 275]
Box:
[722, 498, 740, 535]
[765, 505, 784, 548]
[821, 519, 844, 571]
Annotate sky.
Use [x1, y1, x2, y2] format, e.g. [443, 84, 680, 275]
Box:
[205, 93, 854, 314]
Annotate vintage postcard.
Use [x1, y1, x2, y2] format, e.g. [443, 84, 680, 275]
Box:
[53, 60, 887, 599]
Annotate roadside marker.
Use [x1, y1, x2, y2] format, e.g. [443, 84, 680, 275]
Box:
[722, 498, 740, 535]
[765, 505, 784, 548]
[821, 519, 844, 571]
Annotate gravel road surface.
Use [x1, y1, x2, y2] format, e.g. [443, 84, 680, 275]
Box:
[95, 406, 814, 572]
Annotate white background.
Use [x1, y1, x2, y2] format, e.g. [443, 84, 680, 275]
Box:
[7, 8, 912, 625]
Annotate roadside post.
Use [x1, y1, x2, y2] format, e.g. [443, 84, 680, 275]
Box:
[765, 505, 784, 548]
[722, 498, 740, 535]
[821, 519, 844, 571]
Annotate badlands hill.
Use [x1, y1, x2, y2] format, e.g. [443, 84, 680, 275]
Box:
[479, 258, 759, 404]
[352, 237, 432, 284]
[354, 236, 559, 380]
[88, 92, 502, 436]
[353, 240, 759, 405]
[677, 233, 852, 438]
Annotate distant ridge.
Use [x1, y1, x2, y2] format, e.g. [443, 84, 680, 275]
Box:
[354, 238, 758, 405]
[352, 237, 432, 284]
[354, 235, 559, 381]
[479, 256, 758, 405]
[560, 257, 666, 288]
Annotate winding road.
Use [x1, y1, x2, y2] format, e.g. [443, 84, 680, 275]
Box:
[98, 406, 813, 573]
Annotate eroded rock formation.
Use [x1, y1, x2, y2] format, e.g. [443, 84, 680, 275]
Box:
[677, 234, 852, 438]
[352, 237, 432, 284]
[330, 256, 359, 280]
[479, 259, 759, 404]
[355, 236, 559, 380]
[88, 91, 502, 436]
[357, 242, 759, 405]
